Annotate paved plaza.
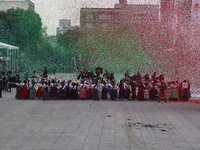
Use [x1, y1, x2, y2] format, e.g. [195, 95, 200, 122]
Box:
[0, 91, 200, 150]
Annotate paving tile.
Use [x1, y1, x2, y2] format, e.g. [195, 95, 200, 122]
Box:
[1, 92, 200, 150]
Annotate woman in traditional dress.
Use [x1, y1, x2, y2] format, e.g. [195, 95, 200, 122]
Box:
[65, 80, 71, 99]
[137, 80, 145, 100]
[166, 81, 171, 100]
[49, 81, 57, 100]
[86, 83, 93, 99]
[21, 81, 29, 99]
[15, 82, 22, 99]
[36, 82, 44, 99]
[143, 82, 150, 100]
[42, 82, 49, 101]
[169, 81, 178, 101]
[131, 82, 137, 100]
[57, 81, 66, 100]
[181, 79, 190, 100]
[159, 80, 167, 102]
[29, 81, 37, 99]
[149, 82, 159, 101]
[79, 84, 87, 99]
[110, 84, 118, 100]
[118, 80, 125, 100]
[101, 83, 108, 100]
[124, 82, 131, 100]
[70, 82, 78, 100]
[92, 84, 99, 100]
[97, 81, 103, 99]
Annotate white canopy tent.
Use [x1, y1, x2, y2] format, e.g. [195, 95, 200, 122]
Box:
[0, 42, 19, 50]
[0, 42, 19, 74]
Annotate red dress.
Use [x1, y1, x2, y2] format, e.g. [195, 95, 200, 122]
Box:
[21, 85, 29, 99]
[79, 87, 87, 99]
[87, 87, 93, 99]
[37, 87, 44, 99]
[50, 86, 57, 99]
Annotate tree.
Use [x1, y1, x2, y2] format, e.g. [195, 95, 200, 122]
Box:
[0, 8, 42, 54]
[57, 26, 151, 74]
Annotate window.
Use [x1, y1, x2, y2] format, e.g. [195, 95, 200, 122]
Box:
[99, 14, 111, 20]
[85, 13, 93, 19]
[85, 23, 94, 28]
[102, 23, 108, 28]
[99, 14, 107, 19]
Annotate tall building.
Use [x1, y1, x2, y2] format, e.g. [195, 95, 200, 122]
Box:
[56, 19, 71, 35]
[0, 0, 35, 11]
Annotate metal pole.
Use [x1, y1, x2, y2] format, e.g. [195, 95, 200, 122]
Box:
[6, 48, 8, 73]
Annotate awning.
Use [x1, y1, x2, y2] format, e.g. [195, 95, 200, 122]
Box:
[0, 42, 19, 50]
[0, 42, 19, 74]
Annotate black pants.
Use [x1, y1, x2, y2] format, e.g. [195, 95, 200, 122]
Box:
[0, 88, 2, 97]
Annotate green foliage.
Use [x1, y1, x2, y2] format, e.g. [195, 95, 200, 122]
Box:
[0, 8, 50, 76]
[57, 27, 151, 74]
[0, 8, 42, 54]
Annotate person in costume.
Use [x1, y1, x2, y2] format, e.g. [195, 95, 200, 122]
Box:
[130, 80, 137, 100]
[21, 80, 29, 99]
[79, 82, 87, 99]
[42, 81, 50, 101]
[86, 82, 93, 99]
[101, 82, 108, 100]
[58, 80, 67, 100]
[166, 81, 171, 100]
[70, 82, 78, 100]
[92, 84, 99, 100]
[97, 80, 103, 99]
[49, 80, 57, 99]
[65, 80, 70, 99]
[118, 80, 125, 100]
[169, 81, 179, 101]
[29, 80, 37, 99]
[110, 83, 118, 100]
[181, 79, 190, 100]
[143, 81, 150, 100]
[36, 82, 44, 99]
[137, 80, 145, 100]
[159, 80, 167, 102]
[149, 82, 159, 101]
[124, 81, 131, 100]
[15, 82, 22, 99]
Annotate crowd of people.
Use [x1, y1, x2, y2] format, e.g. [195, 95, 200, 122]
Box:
[13, 69, 191, 102]
[0, 71, 19, 98]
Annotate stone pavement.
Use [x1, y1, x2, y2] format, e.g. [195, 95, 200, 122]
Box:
[0, 91, 200, 150]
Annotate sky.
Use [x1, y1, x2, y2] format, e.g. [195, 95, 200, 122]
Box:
[31, 0, 159, 35]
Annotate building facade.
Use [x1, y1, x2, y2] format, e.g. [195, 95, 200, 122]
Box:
[56, 19, 72, 35]
[80, 0, 159, 30]
[0, 0, 34, 11]
[80, 8, 121, 30]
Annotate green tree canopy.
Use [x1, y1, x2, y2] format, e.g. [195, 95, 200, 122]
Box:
[0, 8, 42, 54]
[57, 26, 151, 74]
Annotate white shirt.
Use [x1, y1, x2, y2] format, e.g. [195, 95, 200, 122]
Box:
[182, 82, 189, 89]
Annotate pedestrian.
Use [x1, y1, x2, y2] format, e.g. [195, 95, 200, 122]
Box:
[0, 76, 3, 98]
